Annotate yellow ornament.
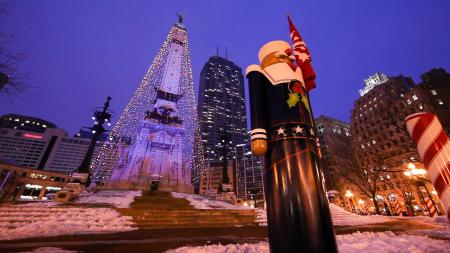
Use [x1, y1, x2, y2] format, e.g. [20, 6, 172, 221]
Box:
[287, 93, 300, 108]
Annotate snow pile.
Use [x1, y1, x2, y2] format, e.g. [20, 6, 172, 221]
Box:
[165, 231, 450, 253]
[337, 231, 450, 252]
[19, 247, 77, 253]
[0, 204, 136, 241]
[330, 204, 393, 226]
[253, 204, 393, 227]
[255, 208, 267, 226]
[171, 192, 253, 210]
[75, 190, 142, 208]
[432, 216, 450, 224]
[166, 241, 268, 253]
[406, 216, 450, 239]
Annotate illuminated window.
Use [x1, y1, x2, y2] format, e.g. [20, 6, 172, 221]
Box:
[437, 99, 444, 105]
[407, 99, 411, 105]
[431, 90, 437, 95]
[412, 95, 418, 100]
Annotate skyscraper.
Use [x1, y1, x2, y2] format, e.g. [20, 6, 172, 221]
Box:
[92, 18, 204, 192]
[198, 55, 247, 162]
[234, 144, 264, 207]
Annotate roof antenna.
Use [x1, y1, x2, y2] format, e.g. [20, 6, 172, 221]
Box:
[225, 44, 228, 59]
[216, 41, 219, 56]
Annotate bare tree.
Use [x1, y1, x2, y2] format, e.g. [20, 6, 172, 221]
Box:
[337, 154, 403, 214]
[0, 3, 29, 97]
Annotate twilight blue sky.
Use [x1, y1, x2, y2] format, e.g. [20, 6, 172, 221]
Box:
[1, 0, 449, 135]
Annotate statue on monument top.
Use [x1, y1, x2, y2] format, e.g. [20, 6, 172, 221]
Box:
[176, 13, 183, 24]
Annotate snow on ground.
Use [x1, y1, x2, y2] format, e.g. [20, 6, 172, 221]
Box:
[18, 247, 77, 253]
[75, 190, 142, 208]
[330, 204, 393, 226]
[166, 241, 268, 253]
[0, 204, 136, 241]
[404, 215, 450, 239]
[253, 204, 393, 227]
[171, 192, 253, 210]
[172, 193, 395, 226]
[166, 231, 450, 253]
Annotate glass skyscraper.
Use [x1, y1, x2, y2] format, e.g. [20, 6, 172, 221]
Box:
[198, 56, 247, 162]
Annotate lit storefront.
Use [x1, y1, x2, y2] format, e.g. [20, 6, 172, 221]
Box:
[0, 162, 69, 201]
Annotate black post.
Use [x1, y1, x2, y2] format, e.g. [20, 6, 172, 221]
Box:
[247, 41, 338, 253]
[77, 97, 112, 183]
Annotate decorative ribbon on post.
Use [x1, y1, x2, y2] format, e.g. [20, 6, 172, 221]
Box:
[405, 112, 450, 220]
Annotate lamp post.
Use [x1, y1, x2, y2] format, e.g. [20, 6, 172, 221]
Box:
[77, 97, 113, 185]
[403, 162, 440, 216]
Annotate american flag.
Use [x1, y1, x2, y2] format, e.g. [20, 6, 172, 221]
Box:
[288, 15, 316, 92]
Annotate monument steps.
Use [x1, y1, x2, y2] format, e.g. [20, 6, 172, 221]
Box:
[120, 191, 259, 228]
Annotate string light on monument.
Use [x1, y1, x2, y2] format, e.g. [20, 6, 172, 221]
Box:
[91, 23, 205, 187]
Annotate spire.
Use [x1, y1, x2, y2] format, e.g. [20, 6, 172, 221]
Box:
[216, 41, 219, 56]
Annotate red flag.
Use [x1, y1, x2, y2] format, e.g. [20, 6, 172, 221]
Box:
[288, 16, 316, 92]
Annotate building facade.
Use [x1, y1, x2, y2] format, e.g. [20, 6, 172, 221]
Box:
[0, 162, 69, 201]
[0, 114, 56, 133]
[199, 160, 234, 196]
[198, 55, 247, 162]
[234, 144, 264, 207]
[346, 68, 449, 215]
[351, 69, 449, 171]
[315, 115, 355, 191]
[0, 114, 103, 174]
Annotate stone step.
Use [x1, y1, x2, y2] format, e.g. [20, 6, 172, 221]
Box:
[116, 191, 261, 229]
[131, 215, 257, 220]
[129, 204, 193, 210]
[134, 222, 259, 229]
[120, 209, 256, 215]
[133, 216, 256, 222]
[132, 216, 256, 222]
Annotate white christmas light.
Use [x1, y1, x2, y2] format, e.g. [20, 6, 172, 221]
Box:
[91, 23, 205, 185]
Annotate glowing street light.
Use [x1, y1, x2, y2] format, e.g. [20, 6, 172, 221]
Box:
[345, 190, 356, 212]
[345, 190, 354, 198]
[404, 162, 427, 177]
[407, 163, 416, 170]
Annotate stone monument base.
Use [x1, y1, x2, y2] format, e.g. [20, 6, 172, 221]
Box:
[101, 180, 194, 194]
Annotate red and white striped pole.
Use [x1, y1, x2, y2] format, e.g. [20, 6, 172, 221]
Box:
[405, 112, 450, 220]
[424, 196, 438, 217]
[393, 198, 403, 216]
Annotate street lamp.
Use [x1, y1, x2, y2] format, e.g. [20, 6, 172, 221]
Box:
[345, 190, 356, 212]
[403, 162, 440, 216]
[77, 96, 114, 185]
